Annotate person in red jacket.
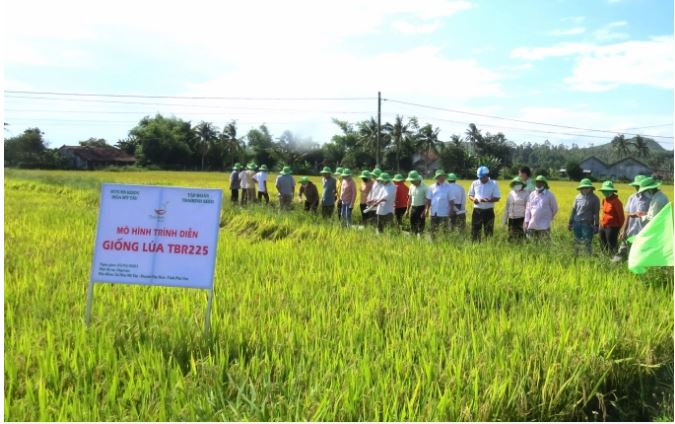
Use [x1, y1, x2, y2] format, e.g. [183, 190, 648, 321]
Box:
[599, 180, 625, 255]
[393, 174, 409, 228]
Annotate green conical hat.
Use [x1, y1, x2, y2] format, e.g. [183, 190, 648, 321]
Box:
[359, 170, 371, 179]
[377, 172, 392, 183]
[371, 168, 382, 177]
[280, 166, 292, 175]
[434, 169, 446, 178]
[535, 175, 549, 189]
[510, 177, 523, 187]
[447, 172, 458, 181]
[629, 175, 645, 187]
[600, 180, 617, 192]
[577, 178, 594, 190]
[341, 168, 352, 177]
[393, 173, 405, 182]
[406, 170, 422, 182]
[320, 166, 332, 174]
[637, 176, 661, 194]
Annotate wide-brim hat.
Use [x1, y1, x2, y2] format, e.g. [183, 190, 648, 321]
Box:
[447, 172, 457, 181]
[281, 166, 292, 175]
[371, 168, 382, 177]
[341, 168, 352, 177]
[577, 178, 594, 190]
[534, 175, 549, 189]
[334, 167, 344, 176]
[406, 171, 422, 182]
[434, 169, 446, 178]
[247, 163, 257, 170]
[510, 177, 523, 187]
[299, 176, 310, 184]
[392, 173, 405, 182]
[629, 175, 645, 187]
[320, 166, 332, 174]
[600, 180, 617, 192]
[637, 177, 661, 194]
[259, 164, 268, 171]
[377, 172, 392, 183]
[359, 171, 371, 179]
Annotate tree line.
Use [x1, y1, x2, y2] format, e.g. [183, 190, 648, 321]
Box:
[4, 115, 672, 180]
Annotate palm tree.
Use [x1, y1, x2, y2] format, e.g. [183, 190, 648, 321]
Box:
[222, 120, 243, 167]
[631, 135, 650, 158]
[194, 121, 219, 170]
[611, 134, 631, 159]
[416, 124, 441, 176]
[384, 115, 416, 172]
[464, 123, 483, 154]
[357, 117, 381, 166]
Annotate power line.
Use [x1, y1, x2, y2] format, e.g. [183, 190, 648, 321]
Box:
[383, 98, 674, 140]
[5, 107, 373, 115]
[5, 90, 374, 101]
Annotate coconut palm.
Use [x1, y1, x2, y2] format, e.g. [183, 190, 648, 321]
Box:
[194, 121, 219, 171]
[631, 135, 650, 158]
[221, 120, 243, 167]
[383, 115, 416, 172]
[611, 134, 631, 159]
[464, 123, 483, 153]
[416, 124, 441, 175]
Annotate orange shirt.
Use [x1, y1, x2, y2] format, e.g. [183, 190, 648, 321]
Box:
[601, 195, 625, 228]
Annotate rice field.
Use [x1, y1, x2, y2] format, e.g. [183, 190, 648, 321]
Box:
[4, 168, 673, 421]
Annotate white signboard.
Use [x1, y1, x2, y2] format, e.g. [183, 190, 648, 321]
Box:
[90, 184, 222, 289]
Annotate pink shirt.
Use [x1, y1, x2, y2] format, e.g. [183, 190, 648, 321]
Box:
[524, 190, 559, 230]
[339, 178, 357, 206]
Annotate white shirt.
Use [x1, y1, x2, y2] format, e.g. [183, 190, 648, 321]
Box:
[368, 181, 382, 202]
[447, 183, 466, 215]
[255, 172, 268, 192]
[425, 182, 455, 217]
[469, 179, 500, 210]
[503, 189, 529, 222]
[239, 170, 248, 189]
[374, 183, 396, 215]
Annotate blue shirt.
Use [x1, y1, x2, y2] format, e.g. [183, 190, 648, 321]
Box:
[322, 176, 337, 205]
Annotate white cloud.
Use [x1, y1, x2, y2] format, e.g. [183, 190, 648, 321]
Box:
[548, 27, 586, 37]
[593, 21, 629, 42]
[511, 36, 673, 91]
[392, 20, 441, 35]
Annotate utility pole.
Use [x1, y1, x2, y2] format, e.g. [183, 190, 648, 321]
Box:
[377, 91, 381, 167]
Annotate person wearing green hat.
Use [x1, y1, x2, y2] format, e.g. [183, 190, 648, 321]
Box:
[358, 170, 375, 225]
[238, 165, 249, 206]
[339, 168, 357, 227]
[368, 172, 397, 233]
[405, 170, 428, 235]
[335, 167, 345, 222]
[298, 176, 319, 213]
[392, 174, 409, 228]
[447, 172, 466, 232]
[366, 168, 383, 223]
[524, 175, 559, 240]
[613, 175, 650, 262]
[568, 178, 600, 256]
[229, 163, 241, 203]
[319, 166, 337, 218]
[244, 163, 258, 204]
[598, 180, 625, 255]
[637, 176, 669, 226]
[255, 164, 270, 204]
[425, 169, 456, 237]
[502, 177, 529, 240]
[275, 166, 295, 211]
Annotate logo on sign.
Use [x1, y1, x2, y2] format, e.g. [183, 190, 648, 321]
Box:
[149, 201, 169, 221]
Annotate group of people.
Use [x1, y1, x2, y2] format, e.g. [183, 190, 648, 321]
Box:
[229, 162, 669, 259]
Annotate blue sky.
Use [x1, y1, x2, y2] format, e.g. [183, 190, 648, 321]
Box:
[3, 0, 673, 150]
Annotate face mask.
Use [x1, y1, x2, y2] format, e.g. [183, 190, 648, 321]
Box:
[536, 186, 545, 192]
[513, 184, 523, 191]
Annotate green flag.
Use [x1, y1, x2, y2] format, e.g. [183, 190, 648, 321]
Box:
[628, 202, 674, 274]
